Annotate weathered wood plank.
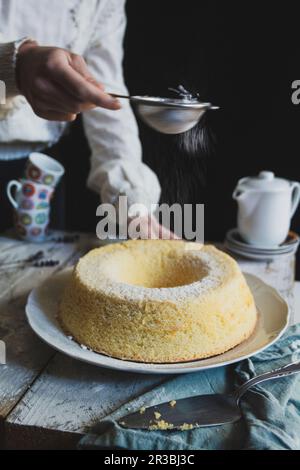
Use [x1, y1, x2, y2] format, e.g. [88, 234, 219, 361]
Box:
[0, 233, 108, 448]
[0, 240, 73, 298]
[0, 231, 100, 300]
[0, 294, 55, 419]
[217, 243, 296, 321]
[237, 254, 295, 293]
[235, 253, 296, 323]
[0, 234, 28, 253]
[0, 233, 97, 427]
[5, 353, 165, 449]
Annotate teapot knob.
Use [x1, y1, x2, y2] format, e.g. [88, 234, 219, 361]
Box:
[258, 171, 274, 181]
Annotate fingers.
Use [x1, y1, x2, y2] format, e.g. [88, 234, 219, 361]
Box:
[71, 54, 97, 83]
[159, 226, 181, 240]
[64, 54, 106, 94]
[130, 215, 180, 240]
[86, 77, 105, 91]
[155, 221, 180, 240]
[51, 57, 121, 110]
[32, 77, 96, 114]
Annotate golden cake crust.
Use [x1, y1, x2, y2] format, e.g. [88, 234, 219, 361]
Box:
[59, 240, 257, 363]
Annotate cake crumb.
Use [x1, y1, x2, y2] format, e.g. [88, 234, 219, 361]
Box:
[80, 344, 88, 350]
[154, 411, 161, 420]
[149, 419, 174, 431]
[169, 400, 177, 407]
[139, 407, 146, 414]
[179, 423, 194, 431]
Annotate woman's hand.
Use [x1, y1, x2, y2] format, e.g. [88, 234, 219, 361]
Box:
[128, 214, 180, 240]
[16, 40, 120, 122]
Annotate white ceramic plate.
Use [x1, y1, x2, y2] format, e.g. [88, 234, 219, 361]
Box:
[25, 269, 290, 375]
[225, 243, 298, 261]
[226, 229, 299, 254]
[226, 240, 297, 255]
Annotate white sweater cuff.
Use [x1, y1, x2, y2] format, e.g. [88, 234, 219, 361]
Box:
[0, 38, 29, 99]
[89, 168, 161, 217]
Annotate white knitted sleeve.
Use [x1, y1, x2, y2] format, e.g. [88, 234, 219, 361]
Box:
[0, 38, 29, 99]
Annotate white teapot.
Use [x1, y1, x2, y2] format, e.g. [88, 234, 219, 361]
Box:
[233, 171, 300, 247]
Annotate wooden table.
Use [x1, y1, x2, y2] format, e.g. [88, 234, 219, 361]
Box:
[0, 232, 298, 450]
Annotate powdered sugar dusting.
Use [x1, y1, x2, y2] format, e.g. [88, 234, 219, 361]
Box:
[92, 248, 228, 303]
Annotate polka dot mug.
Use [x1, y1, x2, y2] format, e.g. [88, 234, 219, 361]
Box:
[25, 152, 65, 188]
[7, 179, 54, 211]
[14, 209, 50, 243]
[7, 179, 53, 242]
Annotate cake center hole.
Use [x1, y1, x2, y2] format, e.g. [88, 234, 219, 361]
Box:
[107, 250, 208, 288]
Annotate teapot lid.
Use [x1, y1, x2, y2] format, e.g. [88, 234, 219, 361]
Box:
[238, 171, 290, 191]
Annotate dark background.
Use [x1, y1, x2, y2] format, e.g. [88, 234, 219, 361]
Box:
[55, 0, 300, 275]
[124, 0, 300, 235]
[124, 0, 300, 277]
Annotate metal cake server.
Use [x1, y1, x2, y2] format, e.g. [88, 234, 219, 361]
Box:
[119, 361, 300, 430]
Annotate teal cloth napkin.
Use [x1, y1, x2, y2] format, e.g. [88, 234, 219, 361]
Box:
[79, 325, 300, 450]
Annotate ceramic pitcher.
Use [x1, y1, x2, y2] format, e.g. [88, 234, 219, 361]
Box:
[233, 171, 300, 247]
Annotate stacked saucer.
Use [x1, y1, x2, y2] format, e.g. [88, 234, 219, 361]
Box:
[225, 229, 299, 260]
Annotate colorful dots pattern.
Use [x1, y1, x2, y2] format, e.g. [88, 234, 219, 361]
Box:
[35, 213, 47, 225]
[30, 227, 42, 237]
[20, 199, 34, 210]
[43, 175, 54, 186]
[38, 189, 49, 200]
[22, 183, 35, 198]
[27, 165, 41, 181]
[20, 214, 32, 226]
